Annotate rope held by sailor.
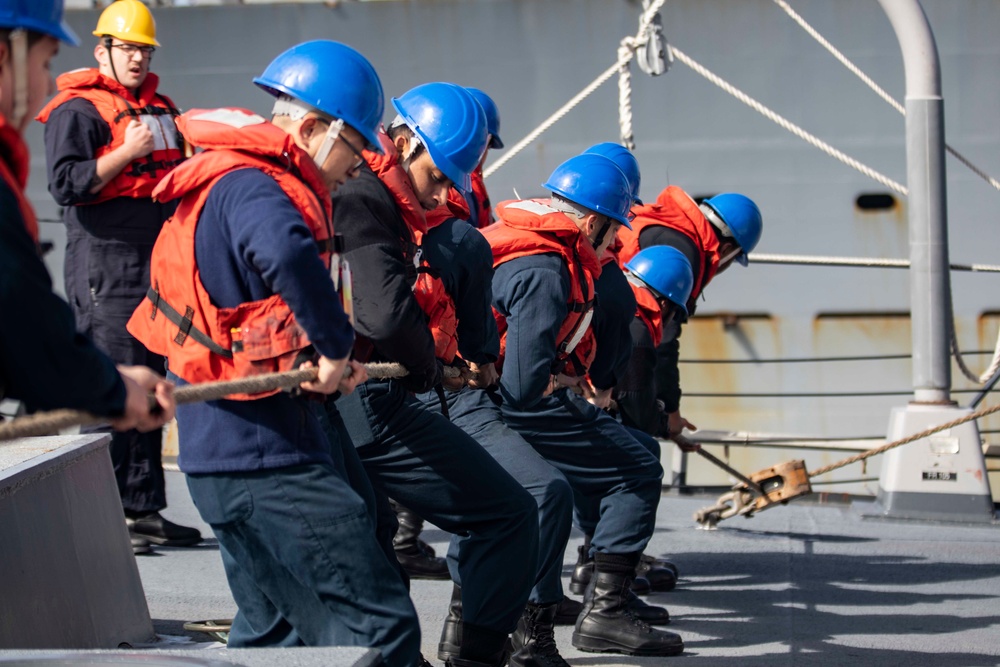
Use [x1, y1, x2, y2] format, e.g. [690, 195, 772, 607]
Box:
[0, 363, 461, 442]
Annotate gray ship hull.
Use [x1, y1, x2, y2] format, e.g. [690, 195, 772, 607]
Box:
[24, 0, 1000, 495]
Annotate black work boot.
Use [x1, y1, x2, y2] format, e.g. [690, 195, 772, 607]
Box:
[571, 541, 651, 595]
[392, 501, 449, 580]
[625, 590, 671, 625]
[568, 543, 592, 595]
[552, 595, 583, 626]
[636, 552, 678, 591]
[571, 553, 684, 656]
[640, 552, 679, 577]
[126, 511, 202, 547]
[438, 583, 464, 662]
[443, 620, 509, 667]
[510, 602, 570, 667]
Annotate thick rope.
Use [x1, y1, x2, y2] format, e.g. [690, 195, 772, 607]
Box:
[617, 41, 636, 150]
[773, 0, 1000, 192]
[0, 362, 455, 442]
[952, 319, 1000, 384]
[808, 401, 1000, 477]
[670, 46, 907, 196]
[616, 0, 669, 149]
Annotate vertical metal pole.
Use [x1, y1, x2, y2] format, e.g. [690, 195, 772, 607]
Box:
[861, 0, 992, 523]
[877, 0, 951, 403]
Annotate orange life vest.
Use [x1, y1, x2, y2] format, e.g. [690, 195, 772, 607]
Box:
[485, 199, 602, 377]
[0, 115, 38, 243]
[364, 129, 459, 362]
[126, 108, 335, 399]
[469, 167, 493, 229]
[36, 69, 184, 204]
[618, 185, 721, 307]
[630, 279, 664, 345]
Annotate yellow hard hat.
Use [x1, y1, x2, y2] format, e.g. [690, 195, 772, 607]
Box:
[93, 0, 159, 47]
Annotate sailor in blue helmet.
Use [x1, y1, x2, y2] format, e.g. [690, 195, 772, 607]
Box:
[483, 153, 684, 658]
[126, 41, 422, 665]
[384, 85, 509, 582]
[0, 0, 176, 448]
[463, 86, 503, 228]
[619, 187, 763, 440]
[565, 143, 682, 600]
[323, 81, 537, 667]
[617, 246, 696, 435]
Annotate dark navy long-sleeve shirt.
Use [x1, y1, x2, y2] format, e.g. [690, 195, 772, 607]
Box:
[636, 224, 700, 414]
[0, 178, 124, 415]
[331, 168, 440, 392]
[173, 168, 354, 474]
[589, 262, 636, 391]
[492, 253, 571, 410]
[421, 218, 499, 364]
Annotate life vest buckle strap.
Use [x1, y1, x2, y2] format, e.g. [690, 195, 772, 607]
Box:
[129, 157, 184, 178]
[173, 306, 195, 346]
[149, 283, 160, 320]
[144, 287, 233, 359]
[112, 105, 181, 125]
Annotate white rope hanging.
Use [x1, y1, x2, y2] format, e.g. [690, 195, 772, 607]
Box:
[668, 46, 908, 196]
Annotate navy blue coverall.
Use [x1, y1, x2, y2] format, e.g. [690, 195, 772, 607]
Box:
[414, 218, 574, 606]
[169, 169, 420, 664]
[570, 261, 663, 536]
[327, 168, 538, 644]
[493, 252, 664, 560]
[42, 97, 175, 514]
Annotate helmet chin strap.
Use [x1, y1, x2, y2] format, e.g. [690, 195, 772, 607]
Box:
[10, 29, 29, 129]
[103, 36, 125, 88]
[591, 218, 613, 251]
[719, 246, 742, 266]
[313, 116, 344, 169]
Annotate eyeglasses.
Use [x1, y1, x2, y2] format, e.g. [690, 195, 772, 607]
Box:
[110, 43, 155, 58]
[338, 133, 367, 174]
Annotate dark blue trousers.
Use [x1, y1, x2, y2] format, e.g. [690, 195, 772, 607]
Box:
[334, 379, 538, 634]
[68, 231, 166, 514]
[416, 386, 573, 606]
[500, 388, 664, 556]
[573, 425, 663, 537]
[184, 410, 420, 666]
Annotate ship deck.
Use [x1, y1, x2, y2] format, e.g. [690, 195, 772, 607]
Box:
[119, 471, 1000, 666]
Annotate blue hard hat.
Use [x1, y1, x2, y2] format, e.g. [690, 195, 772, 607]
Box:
[702, 193, 763, 267]
[392, 82, 488, 193]
[466, 87, 503, 149]
[625, 246, 694, 317]
[543, 153, 634, 229]
[584, 142, 641, 204]
[0, 0, 79, 46]
[254, 40, 385, 152]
